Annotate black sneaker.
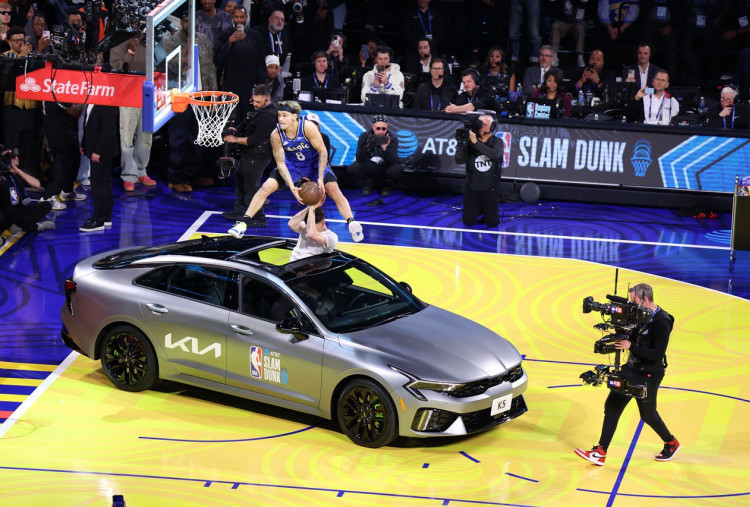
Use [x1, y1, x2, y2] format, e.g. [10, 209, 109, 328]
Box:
[102, 216, 112, 227]
[249, 216, 267, 227]
[79, 217, 105, 232]
[222, 210, 246, 221]
[654, 439, 680, 461]
[362, 187, 372, 196]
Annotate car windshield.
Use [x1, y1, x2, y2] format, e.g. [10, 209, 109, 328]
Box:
[284, 257, 424, 333]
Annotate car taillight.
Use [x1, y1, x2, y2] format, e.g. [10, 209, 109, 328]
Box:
[65, 278, 76, 313]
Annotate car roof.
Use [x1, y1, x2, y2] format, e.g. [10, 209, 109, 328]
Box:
[92, 235, 359, 279]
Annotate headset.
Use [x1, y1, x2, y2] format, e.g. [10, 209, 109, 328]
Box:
[722, 83, 740, 100]
[429, 57, 448, 78]
[461, 68, 481, 86]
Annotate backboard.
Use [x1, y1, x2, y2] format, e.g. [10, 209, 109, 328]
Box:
[142, 0, 198, 132]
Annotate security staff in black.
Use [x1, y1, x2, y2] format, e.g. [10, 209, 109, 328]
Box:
[454, 114, 504, 227]
[575, 283, 681, 466]
[222, 84, 279, 223]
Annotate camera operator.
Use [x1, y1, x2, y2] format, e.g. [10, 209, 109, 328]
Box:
[0, 147, 54, 233]
[346, 114, 402, 197]
[575, 283, 680, 466]
[221, 84, 279, 222]
[454, 115, 504, 228]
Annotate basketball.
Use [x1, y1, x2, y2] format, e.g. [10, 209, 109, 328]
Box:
[298, 181, 322, 206]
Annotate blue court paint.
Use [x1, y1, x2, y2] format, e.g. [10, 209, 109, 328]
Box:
[607, 420, 644, 507]
[459, 451, 480, 463]
[505, 472, 539, 483]
[423, 463, 430, 469]
[139, 425, 317, 443]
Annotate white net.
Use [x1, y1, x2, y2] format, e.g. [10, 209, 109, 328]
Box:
[189, 92, 239, 147]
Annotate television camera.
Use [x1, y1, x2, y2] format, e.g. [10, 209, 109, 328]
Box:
[579, 293, 653, 399]
[0, 145, 20, 173]
[455, 116, 485, 143]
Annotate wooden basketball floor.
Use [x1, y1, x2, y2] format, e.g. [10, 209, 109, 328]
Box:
[2, 231, 750, 505]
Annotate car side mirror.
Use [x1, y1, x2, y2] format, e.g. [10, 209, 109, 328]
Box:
[276, 317, 308, 340]
[399, 281, 412, 293]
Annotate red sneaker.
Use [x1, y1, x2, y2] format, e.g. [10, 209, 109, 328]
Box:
[574, 445, 607, 466]
[123, 181, 135, 191]
[138, 175, 157, 186]
[654, 439, 681, 461]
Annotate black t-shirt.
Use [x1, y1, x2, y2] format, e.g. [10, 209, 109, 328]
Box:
[0, 172, 27, 209]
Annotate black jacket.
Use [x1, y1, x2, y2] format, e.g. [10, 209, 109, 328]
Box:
[706, 103, 750, 130]
[354, 129, 400, 167]
[82, 106, 119, 159]
[234, 103, 279, 157]
[0, 172, 27, 209]
[412, 80, 457, 111]
[627, 307, 675, 374]
[455, 134, 504, 191]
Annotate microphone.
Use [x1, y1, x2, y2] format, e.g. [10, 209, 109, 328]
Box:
[437, 73, 444, 79]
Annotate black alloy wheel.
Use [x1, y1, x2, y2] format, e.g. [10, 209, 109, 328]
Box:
[337, 379, 398, 448]
[99, 325, 158, 392]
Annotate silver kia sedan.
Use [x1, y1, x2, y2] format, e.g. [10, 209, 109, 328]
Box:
[61, 235, 527, 447]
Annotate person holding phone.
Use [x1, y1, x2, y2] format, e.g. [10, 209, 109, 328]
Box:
[628, 70, 679, 125]
[28, 13, 50, 54]
[346, 113, 402, 197]
[622, 43, 661, 99]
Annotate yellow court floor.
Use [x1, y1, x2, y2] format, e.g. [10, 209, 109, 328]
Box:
[1, 243, 749, 506]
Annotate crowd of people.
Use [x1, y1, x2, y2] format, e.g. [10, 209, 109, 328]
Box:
[2, 0, 750, 237]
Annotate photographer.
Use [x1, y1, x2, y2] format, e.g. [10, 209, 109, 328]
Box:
[455, 115, 504, 228]
[222, 84, 278, 222]
[346, 114, 402, 197]
[575, 283, 680, 466]
[0, 147, 54, 233]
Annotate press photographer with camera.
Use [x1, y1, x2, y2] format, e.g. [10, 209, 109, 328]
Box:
[222, 84, 279, 222]
[575, 283, 680, 466]
[454, 114, 504, 228]
[0, 147, 55, 234]
[346, 114, 402, 197]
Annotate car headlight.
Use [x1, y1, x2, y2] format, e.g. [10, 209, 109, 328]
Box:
[390, 364, 524, 400]
[390, 365, 463, 401]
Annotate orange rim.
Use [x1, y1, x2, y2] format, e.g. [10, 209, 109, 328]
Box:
[188, 90, 239, 106]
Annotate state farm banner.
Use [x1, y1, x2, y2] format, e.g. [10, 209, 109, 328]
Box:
[15, 65, 145, 107]
[315, 109, 750, 193]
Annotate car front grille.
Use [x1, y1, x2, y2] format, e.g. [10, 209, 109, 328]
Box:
[461, 394, 528, 433]
[448, 365, 524, 398]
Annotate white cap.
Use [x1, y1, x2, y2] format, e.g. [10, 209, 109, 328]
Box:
[265, 55, 280, 67]
[306, 112, 320, 125]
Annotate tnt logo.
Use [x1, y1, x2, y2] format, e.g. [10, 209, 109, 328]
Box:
[19, 76, 41, 92]
[495, 131, 512, 168]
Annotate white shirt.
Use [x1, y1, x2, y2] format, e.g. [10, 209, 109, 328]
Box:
[642, 93, 679, 125]
[290, 224, 338, 261]
[639, 64, 650, 89]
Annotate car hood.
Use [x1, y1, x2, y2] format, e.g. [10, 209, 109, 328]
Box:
[342, 305, 522, 382]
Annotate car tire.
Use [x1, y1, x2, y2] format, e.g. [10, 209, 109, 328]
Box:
[336, 378, 398, 448]
[99, 325, 158, 392]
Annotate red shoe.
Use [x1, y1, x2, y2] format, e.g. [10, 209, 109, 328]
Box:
[574, 445, 607, 466]
[654, 439, 680, 461]
[123, 181, 135, 191]
[138, 175, 157, 186]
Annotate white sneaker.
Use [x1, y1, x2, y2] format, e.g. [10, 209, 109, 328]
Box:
[37, 220, 55, 231]
[228, 221, 247, 238]
[43, 196, 67, 210]
[348, 220, 364, 242]
[59, 190, 87, 201]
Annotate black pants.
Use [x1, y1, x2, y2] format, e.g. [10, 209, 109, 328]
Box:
[347, 160, 403, 190]
[463, 188, 501, 227]
[45, 145, 81, 198]
[167, 109, 203, 184]
[233, 153, 272, 216]
[3, 107, 42, 179]
[1, 201, 52, 232]
[90, 157, 114, 220]
[599, 366, 673, 450]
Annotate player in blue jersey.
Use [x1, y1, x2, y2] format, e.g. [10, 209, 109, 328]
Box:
[229, 101, 363, 242]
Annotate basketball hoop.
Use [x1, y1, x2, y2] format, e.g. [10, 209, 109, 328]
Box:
[174, 90, 239, 147]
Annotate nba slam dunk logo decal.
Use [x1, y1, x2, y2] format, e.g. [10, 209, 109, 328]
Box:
[250, 346, 289, 384]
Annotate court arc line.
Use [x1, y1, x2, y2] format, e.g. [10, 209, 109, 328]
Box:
[504, 472, 539, 483]
[608, 420, 643, 506]
[459, 451, 480, 463]
[139, 424, 317, 443]
[0, 465, 537, 507]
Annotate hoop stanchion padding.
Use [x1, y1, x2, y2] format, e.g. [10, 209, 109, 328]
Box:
[188, 91, 239, 147]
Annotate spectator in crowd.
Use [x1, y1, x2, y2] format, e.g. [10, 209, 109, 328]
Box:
[0, 149, 54, 233]
[325, 32, 349, 80]
[403, 0, 445, 56]
[706, 85, 750, 130]
[253, 9, 295, 69]
[79, 104, 119, 232]
[197, 0, 233, 51]
[550, 0, 589, 68]
[412, 57, 457, 111]
[404, 38, 433, 80]
[445, 69, 495, 113]
[574, 49, 616, 99]
[596, 0, 640, 69]
[218, 6, 264, 118]
[25, 13, 50, 54]
[222, 0, 237, 15]
[0, 3, 12, 52]
[163, 12, 218, 91]
[628, 70, 679, 125]
[623, 43, 661, 98]
[639, 0, 679, 80]
[360, 46, 405, 107]
[41, 102, 84, 211]
[522, 45, 561, 96]
[222, 84, 279, 221]
[532, 69, 573, 118]
[110, 35, 157, 192]
[347, 113, 402, 197]
[9, 0, 34, 29]
[509, 0, 541, 63]
[262, 54, 286, 103]
[2, 27, 42, 180]
[301, 50, 340, 93]
[481, 47, 517, 94]
[357, 37, 381, 71]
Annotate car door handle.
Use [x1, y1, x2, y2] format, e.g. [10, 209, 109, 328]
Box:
[146, 303, 168, 314]
[231, 324, 254, 335]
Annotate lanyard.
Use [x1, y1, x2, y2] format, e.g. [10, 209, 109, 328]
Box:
[417, 8, 432, 35]
[648, 95, 665, 123]
[314, 73, 329, 88]
[429, 92, 441, 111]
[724, 106, 736, 128]
[268, 31, 282, 54]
